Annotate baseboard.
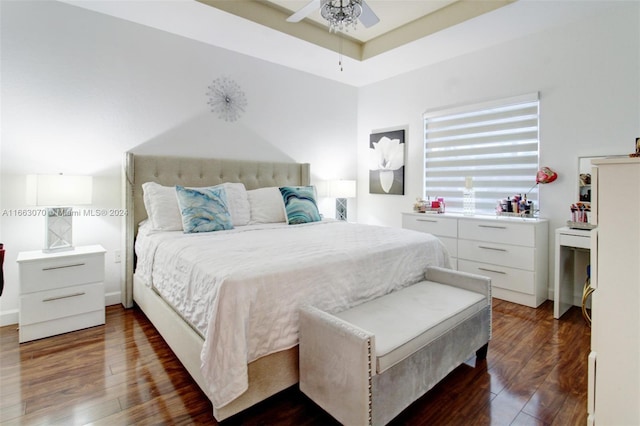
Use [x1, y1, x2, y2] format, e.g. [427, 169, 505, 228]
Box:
[0, 309, 19, 327]
[105, 291, 122, 306]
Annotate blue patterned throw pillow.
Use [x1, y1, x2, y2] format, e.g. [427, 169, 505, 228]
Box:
[175, 185, 234, 233]
[279, 186, 321, 225]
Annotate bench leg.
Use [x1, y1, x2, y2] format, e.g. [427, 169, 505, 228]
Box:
[476, 343, 489, 360]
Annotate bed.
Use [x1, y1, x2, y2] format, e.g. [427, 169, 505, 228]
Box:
[122, 153, 451, 421]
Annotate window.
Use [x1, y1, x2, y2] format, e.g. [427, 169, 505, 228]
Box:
[423, 93, 540, 215]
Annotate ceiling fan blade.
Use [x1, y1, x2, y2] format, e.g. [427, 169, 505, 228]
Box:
[359, 0, 380, 28]
[286, 0, 321, 23]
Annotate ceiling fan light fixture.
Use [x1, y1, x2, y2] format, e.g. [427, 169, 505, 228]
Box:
[320, 0, 362, 33]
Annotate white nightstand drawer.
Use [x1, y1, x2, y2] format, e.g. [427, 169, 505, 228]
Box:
[458, 239, 534, 270]
[19, 253, 104, 294]
[458, 219, 535, 247]
[402, 214, 457, 238]
[458, 259, 535, 295]
[20, 282, 105, 326]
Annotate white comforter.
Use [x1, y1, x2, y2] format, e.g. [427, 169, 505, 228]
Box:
[135, 220, 450, 408]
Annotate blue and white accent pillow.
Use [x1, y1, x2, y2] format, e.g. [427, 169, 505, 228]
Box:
[279, 186, 321, 225]
[175, 185, 234, 233]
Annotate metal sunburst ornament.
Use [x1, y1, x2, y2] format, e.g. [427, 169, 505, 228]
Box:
[206, 77, 247, 122]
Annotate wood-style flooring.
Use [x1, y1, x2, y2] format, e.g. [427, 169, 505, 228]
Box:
[0, 299, 590, 425]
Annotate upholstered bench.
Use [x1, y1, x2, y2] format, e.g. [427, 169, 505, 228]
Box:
[299, 266, 491, 426]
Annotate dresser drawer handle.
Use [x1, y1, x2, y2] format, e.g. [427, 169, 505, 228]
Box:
[417, 218, 438, 223]
[478, 267, 507, 275]
[478, 245, 507, 252]
[43, 292, 86, 302]
[478, 225, 507, 230]
[42, 262, 85, 271]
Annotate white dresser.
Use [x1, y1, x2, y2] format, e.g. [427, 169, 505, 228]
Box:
[588, 157, 640, 425]
[401, 213, 459, 269]
[402, 213, 548, 308]
[17, 245, 106, 343]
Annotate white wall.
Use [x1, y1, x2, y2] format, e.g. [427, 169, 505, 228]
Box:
[356, 2, 640, 296]
[0, 0, 358, 325]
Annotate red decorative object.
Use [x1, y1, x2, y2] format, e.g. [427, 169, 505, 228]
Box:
[536, 167, 558, 184]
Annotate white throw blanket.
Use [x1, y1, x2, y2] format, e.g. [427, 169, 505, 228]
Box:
[135, 220, 450, 408]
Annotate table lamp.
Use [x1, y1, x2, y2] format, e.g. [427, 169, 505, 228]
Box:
[328, 180, 356, 221]
[26, 174, 93, 252]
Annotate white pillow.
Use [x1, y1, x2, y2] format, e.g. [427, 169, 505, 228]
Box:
[247, 187, 287, 224]
[142, 181, 251, 230]
[142, 182, 182, 231]
[220, 182, 250, 226]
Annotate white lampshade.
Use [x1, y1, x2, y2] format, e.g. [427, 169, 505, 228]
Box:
[27, 174, 93, 206]
[327, 180, 356, 199]
[26, 174, 93, 252]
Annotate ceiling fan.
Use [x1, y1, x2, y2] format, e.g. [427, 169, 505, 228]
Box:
[286, 0, 380, 31]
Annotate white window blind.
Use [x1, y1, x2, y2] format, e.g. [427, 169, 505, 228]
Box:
[423, 93, 540, 215]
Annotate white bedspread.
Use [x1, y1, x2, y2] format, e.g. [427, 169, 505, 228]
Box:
[135, 220, 450, 408]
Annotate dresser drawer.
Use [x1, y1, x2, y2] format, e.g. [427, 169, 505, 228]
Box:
[19, 253, 104, 294]
[402, 214, 457, 238]
[458, 219, 535, 247]
[458, 239, 534, 270]
[20, 282, 104, 326]
[439, 236, 458, 258]
[458, 259, 535, 295]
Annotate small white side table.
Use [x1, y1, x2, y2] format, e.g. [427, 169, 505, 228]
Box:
[554, 227, 592, 319]
[17, 245, 106, 342]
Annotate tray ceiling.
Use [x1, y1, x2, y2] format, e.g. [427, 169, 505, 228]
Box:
[58, 0, 615, 87]
[197, 0, 516, 60]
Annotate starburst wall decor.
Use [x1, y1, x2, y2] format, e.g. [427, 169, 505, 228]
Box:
[206, 77, 247, 122]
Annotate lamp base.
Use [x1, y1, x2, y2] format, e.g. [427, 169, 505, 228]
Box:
[336, 198, 347, 221]
[44, 207, 74, 252]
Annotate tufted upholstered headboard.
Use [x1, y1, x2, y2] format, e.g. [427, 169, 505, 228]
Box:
[121, 152, 311, 308]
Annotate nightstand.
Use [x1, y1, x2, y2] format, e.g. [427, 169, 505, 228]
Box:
[17, 245, 106, 343]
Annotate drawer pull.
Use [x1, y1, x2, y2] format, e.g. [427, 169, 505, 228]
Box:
[42, 263, 85, 271]
[42, 292, 86, 302]
[478, 267, 507, 275]
[478, 225, 507, 230]
[417, 218, 438, 223]
[478, 245, 507, 252]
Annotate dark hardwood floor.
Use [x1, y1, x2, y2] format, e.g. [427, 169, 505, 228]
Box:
[0, 299, 590, 425]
